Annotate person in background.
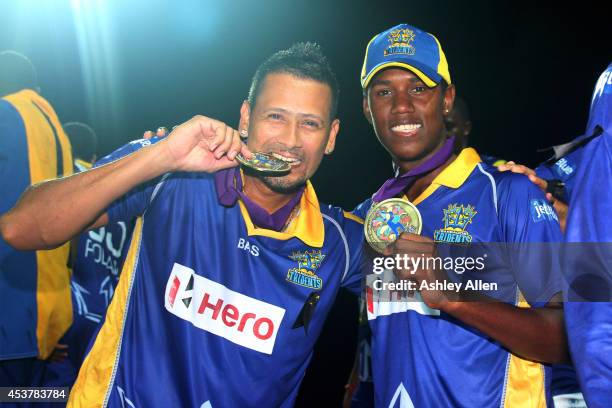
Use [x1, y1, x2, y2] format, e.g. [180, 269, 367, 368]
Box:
[0, 50, 73, 387]
[499, 62, 612, 408]
[42, 122, 138, 390]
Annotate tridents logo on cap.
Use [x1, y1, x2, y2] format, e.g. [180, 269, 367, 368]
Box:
[385, 28, 416, 56]
[361, 23, 451, 89]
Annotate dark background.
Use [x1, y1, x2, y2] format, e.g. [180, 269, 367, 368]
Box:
[1, 0, 609, 405]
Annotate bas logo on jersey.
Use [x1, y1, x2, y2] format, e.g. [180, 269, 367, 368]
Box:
[165, 263, 286, 355]
[434, 204, 477, 244]
[286, 250, 325, 290]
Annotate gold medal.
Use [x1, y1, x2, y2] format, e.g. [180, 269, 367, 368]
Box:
[236, 152, 291, 173]
[364, 198, 422, 253]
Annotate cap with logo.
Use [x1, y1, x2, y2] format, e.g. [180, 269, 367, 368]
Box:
[361, 23, 451, 89]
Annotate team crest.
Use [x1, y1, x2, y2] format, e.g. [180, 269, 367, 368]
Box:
[286, 250, 325, 290]
[385, 28, 416, 56]
[433, 204, 477, 244]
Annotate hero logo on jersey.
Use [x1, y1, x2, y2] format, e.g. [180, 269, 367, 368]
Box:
[365, 272, 439, 320]
[165, 263, 286, 355]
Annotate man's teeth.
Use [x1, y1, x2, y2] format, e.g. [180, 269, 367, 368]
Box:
[392, 124, 422, 132]
[271, 153, 300, 163]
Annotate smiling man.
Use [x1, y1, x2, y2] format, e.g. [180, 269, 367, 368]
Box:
[352, 24, 567, 407]
[0, 43, 365, 407]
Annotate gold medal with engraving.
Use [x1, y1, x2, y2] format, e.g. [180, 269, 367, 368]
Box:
[235, 152, 290, 173]
[364, 198, 422, 253]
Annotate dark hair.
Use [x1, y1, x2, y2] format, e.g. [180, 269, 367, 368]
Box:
[451, 96, 470, 121]
[63, 122, 98, 162]
[0, 50, 38, 97]
[247, 42, 339, 120]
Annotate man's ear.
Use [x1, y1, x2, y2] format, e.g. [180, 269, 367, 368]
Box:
[324, 119, 340, 155]
[239, 100, 250, 134]
[362, 93, 373, 125]
[443, 84, 456, 115]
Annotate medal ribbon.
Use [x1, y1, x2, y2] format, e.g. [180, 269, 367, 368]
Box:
[372, 137, 455, 202]
[215, 167, 304, 231]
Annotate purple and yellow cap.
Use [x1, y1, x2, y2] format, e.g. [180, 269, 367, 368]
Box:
[361, 23, 451, 89]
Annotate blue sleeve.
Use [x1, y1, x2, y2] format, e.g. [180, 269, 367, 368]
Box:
[351, 198, 373, 221]
[0, 100, 30, 263]
[536, 149, 583, 202]
[496, 173, 563, 305]
[96, 138, 164, 224]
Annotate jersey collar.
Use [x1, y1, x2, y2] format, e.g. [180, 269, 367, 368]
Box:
[237, 179, 325, 248]
[412, 147, 482, 205]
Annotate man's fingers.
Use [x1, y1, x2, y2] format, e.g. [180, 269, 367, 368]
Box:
[213, 125, 234, 159]
[227, 129, 242, 160]
[212, 155, 240, 171]
[508, 163, 535, 176]
[497, 161, 536, 177]
[396, 232, 431, 242]
[207, 122, 226, 152]
[239, 142, 254, 160]
[528, 174, 548, 190]
[143, 130, 154, 139]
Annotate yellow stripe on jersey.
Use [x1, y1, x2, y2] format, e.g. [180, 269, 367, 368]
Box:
[68, 217, 144, 407]
[238, 180, 325, 248]
[502, 291, 546, 408]
[343, 211, 364, 224]
[4, 89, 73, 359]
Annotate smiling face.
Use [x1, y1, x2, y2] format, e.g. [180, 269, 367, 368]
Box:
[363, 68, 455, 169]
[240, 72, 339, 193]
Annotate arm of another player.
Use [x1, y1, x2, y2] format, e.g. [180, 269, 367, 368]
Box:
[388, 233, 568, 364]
[497, 161, 568, 232]
[0, 115, 251, 250]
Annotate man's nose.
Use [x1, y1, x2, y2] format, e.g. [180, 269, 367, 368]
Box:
[391, 92, 415, 114]
[281, 120, 302, 148]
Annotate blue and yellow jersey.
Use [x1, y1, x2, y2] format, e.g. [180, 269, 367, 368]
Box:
[353, 148, 563, 408]
[0, 89, 73, 360]
[68, 140, 364, 407]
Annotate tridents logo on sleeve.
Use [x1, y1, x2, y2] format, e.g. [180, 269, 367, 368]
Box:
[385, 28, 416, 56]
[165, 263, 286, 355]
[434, 204, 477, 244]
[286, 250, 325, 290]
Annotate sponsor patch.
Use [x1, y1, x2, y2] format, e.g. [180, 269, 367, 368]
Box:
[530, 199, 559, 223]
[165, 263, 286, 355]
